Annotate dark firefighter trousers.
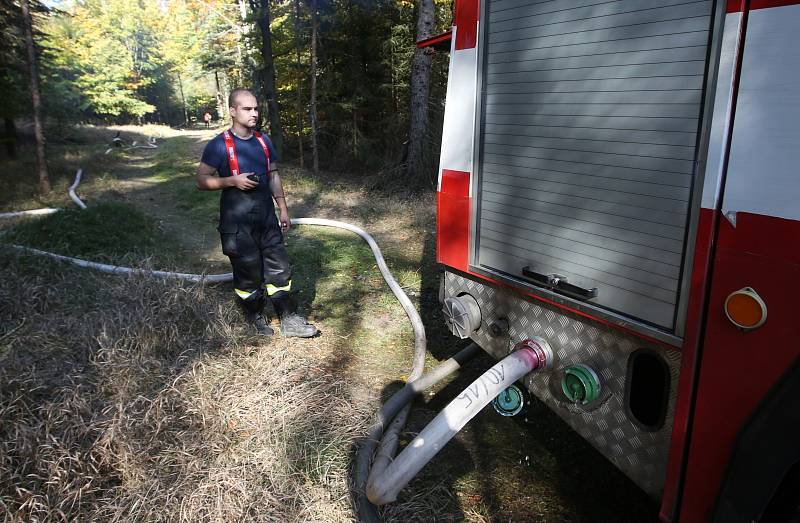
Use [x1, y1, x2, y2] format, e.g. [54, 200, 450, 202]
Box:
[219, 213, 294, 317]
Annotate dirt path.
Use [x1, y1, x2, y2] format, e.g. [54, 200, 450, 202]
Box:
[101, 129, 659, 522]
[104, 128, 229, 269]
[0, 125, 660, 522]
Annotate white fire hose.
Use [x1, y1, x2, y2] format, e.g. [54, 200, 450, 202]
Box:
[0, 167, 552, 522]
[6, 244, 233, 282]
[68, 169, 87, 209]
[0, 169, 233, 282]
[366, 338, 553, 506]
[0, 168, 85, 218]
[0, 208, 60, 218]
[105, 136, 159, 154]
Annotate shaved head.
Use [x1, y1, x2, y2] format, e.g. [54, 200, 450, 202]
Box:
[228, 88, 259, 131]
[228, 88, 256, 108]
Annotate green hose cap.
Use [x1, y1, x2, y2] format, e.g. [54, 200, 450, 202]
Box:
[561, 364, 601, 405]
[492, 385, 525, 417]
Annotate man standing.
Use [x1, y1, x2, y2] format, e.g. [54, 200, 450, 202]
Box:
[196, 88, 317, 338]
[203, 111, 212, 128]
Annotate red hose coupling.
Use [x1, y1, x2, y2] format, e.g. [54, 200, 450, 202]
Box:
[513, 337, 554, 371]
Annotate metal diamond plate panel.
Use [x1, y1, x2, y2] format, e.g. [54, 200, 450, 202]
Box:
[445, 272, 682, 496]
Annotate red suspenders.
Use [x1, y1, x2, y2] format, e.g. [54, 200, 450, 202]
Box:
[222, 129, 271, 177]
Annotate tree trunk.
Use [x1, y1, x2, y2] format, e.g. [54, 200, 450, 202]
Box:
[20, 0, 50, 194]
[406, 0, 435, 182]
[236, 0, 247, 71]
[4, 118, 17, 159]
[177, 72, 189, 125]
[390, 38, 397, 112]
[294, 0, 304, 168]
[250, 0, 283, 158]
[214, 70, 225, 119]
[352, 110, 358, 159]
[310, 0, 319, 174]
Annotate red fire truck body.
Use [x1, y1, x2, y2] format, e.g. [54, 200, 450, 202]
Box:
[429, 1, 800, 520]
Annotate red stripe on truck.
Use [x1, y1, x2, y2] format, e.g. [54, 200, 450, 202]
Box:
[437, 170, 471, 271]
[439, 168, 470, 197]
[728, 0, 800, 11]
[660, 207, 717, 522]
[679, 212, 800, 520]
[454, 0, 479, 50]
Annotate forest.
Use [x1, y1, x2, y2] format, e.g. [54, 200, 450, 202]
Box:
[1, 0, 452, 182]
[0, 0, 669, 521]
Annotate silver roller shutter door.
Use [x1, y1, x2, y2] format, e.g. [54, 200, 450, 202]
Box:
[475, 0, 715, 329]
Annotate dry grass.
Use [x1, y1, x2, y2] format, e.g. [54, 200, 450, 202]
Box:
[1, 125, 660, 522]
[0, 249, 370, 522]
[0, 124, 181, 214]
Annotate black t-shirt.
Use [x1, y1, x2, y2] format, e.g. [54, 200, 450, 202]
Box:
[201, 131, 280, 230]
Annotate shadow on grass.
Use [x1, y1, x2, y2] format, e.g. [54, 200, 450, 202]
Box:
[0, 127, 662, 521]
[0, 125, 177, 210]
[0, 246, 242, 520]
[0, 236, 379, 520]
[337, 206, 660, 520]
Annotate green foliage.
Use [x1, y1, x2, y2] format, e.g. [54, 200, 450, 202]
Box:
[17, 0, 453, 174]
[43, 0, 163, 119]
[267, 0, 452, 173]
[0, 0, 51, 120]
[38, 13, 85, 125]
[5, 202, 175, 265]
[186, 92, 217, 118]
[38, 0, 259, 125]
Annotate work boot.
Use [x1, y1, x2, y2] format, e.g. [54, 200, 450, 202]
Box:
[246, 312, 274, 336]
[271, 293, 318, 338]
[279, 313, 318, 338]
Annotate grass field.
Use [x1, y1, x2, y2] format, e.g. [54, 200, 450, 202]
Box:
[0, 124, 659, 522]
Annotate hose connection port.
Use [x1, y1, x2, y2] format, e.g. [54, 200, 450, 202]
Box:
[442, 293, 481, 339]
[488, 318, 509, 338]
[492, 385, 525, 416]
[561, 364, 602, 405]
[512, 337, 554, 371]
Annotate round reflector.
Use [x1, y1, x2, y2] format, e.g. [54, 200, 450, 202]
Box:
[724, 287, 767, 331]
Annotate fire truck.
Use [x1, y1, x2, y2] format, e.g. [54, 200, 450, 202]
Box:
[422, 0, 800, 520]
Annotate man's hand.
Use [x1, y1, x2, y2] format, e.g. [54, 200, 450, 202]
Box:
[279, 208, 291, 232]
[230, 173, 259, 191]
[196, 163, 258, 192]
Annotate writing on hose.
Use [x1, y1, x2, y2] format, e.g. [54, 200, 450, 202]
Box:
[456, 364, 506, 409]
